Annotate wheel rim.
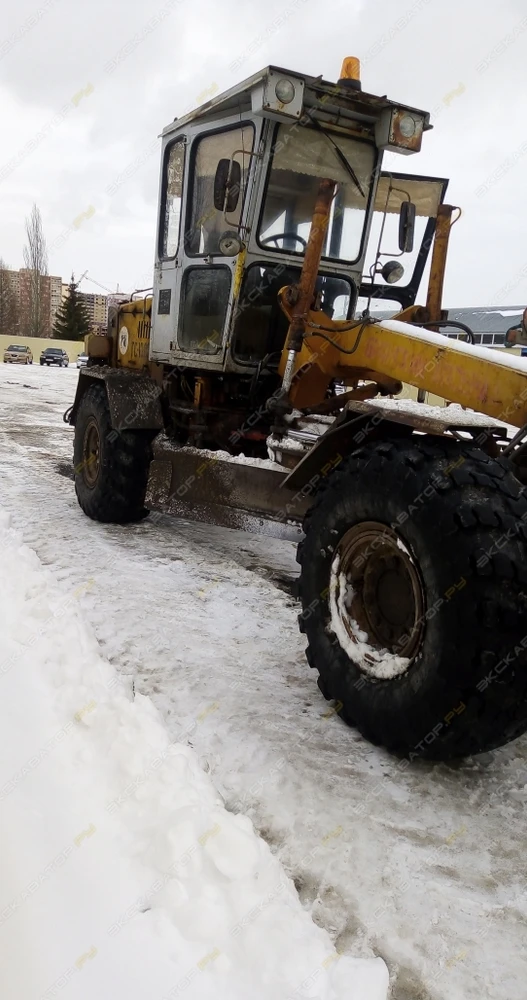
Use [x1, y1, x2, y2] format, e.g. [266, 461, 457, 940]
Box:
[328, 521, 425, 680]
[82, 418, 101, 487]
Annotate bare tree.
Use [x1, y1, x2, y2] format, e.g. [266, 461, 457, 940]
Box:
[0, 258, 19, 337]
[22, 204, 48, 337]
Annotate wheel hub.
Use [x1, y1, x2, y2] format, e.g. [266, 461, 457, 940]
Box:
[329, 521, 425, 679]
[82, 418, 101, 487]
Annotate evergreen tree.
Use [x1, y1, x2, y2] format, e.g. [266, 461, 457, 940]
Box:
[0, 259, 19, 337]
[53, 276, 91, 340]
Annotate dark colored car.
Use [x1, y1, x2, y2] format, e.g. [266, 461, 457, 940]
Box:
[40, 347, 69, 367]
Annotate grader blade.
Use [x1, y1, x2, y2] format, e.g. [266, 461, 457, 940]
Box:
[144, 436, 311, 539]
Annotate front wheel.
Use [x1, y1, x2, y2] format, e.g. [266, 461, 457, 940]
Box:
[298, 438, 527, 760]
[73, 382, 154, 523]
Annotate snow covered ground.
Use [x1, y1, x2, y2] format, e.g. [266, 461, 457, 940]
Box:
[0, 364, 526, 1000]
[0, 506, 386, 1000]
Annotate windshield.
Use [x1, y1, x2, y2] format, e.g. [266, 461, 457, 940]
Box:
[45, 349, 62, 354]
[259, 124, 376, 263]
[7, 345, 25, 352]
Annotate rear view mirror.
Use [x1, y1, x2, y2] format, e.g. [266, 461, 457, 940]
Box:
[398, 201, 416, 253]
[213, 159, 241, 214]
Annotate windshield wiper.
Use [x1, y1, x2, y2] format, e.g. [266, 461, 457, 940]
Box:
[305, 111, 365, 199]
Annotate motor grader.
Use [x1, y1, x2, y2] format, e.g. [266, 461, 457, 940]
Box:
[69, 57, 527, 760]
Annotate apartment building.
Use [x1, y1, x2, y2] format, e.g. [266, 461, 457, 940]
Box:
[0, 267, 63, 336]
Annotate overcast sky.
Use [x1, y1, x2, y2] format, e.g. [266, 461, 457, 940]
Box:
[1, 0, 526, 307]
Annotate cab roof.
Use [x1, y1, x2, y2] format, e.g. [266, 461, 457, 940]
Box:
[162, 64, 432, 138]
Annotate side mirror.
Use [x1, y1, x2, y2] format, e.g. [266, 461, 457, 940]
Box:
[213, 159, 241, 214]
[398, 201, 416, 253]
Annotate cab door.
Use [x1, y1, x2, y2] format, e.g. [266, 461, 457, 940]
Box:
[152, 120, 256, 367]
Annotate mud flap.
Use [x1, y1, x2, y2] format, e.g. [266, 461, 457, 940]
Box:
[69, 368, 164, 431]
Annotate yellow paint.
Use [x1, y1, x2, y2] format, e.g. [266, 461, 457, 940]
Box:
[116, 297, 152, 371]
[232, 246, 247, 300]
[279, 303, 527, 428]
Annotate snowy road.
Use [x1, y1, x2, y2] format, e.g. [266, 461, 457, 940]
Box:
[0, 364, 526, 1000]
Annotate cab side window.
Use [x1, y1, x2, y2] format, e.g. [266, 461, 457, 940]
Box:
[161, 139, 185, 258]
[186, 125, 254, 256]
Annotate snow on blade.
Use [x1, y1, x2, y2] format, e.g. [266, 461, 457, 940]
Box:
[0, 510, 388, 1000]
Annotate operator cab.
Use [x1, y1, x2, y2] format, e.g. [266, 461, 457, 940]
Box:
[151, 59, 442, 373]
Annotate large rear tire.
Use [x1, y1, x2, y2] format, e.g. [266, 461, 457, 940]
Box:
[73, 383, 154, 523]
[297, 437, 527, 760]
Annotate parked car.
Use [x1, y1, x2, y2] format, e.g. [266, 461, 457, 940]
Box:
[3, 344, 33, 364]
[40, 348, 69, 367]
[76, 353, 89, 368]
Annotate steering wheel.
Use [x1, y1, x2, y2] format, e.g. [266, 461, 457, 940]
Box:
[261, 232, 307, 250]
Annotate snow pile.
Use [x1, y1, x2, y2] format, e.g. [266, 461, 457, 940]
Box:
[0, 509, 388, 1000]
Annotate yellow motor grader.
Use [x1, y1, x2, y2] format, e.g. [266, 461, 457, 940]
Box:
[69, 57, 527, 760]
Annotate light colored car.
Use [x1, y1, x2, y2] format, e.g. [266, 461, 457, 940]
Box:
[3, 344, 33, 364]
[76, 353, 89, 368]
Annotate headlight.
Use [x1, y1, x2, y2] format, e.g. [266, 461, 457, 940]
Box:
[375, 107, 426, 155]
[252, 70, 305, 121]
[399, 115, 416, 139]
[382, 260, 405, 284]
[275, 79, 296, 105]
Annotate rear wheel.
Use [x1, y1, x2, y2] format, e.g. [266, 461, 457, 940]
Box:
[74, 383, 154, 523]
[297, 437, 527, 759]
